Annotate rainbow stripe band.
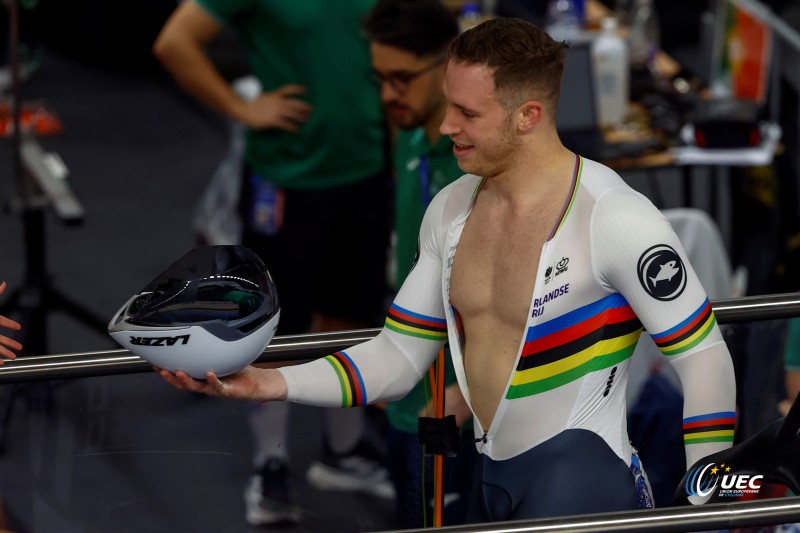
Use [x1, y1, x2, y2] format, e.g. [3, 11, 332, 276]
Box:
[384, 303, 447, 341]
[508, 293, 643, 399]
[651, 299, 717, 356]
[683, 411, 736, 444]
[548, 154, 581, 240]
[324, 351, 367, 408]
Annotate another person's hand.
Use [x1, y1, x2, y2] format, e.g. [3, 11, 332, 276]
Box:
[420, 384, 472, 427]
[784, 370, 800, 416]
[240, 84, 312, 132]
[0, 282, 22, 361]
[444, 384, 472, 426]
[155, 364, 288, 402]
[779, 398, 793, 417]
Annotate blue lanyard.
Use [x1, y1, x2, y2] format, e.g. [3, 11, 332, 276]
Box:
[419, 154, 431, 207]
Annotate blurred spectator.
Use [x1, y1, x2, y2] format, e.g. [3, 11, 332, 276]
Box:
[780, 317, 800, 417]
[362, 0, 476, 526]
[153, 1, 393, 525]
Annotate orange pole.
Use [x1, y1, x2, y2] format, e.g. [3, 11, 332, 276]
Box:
[427, 365, 437, 416]
[433, 347, 446, 527]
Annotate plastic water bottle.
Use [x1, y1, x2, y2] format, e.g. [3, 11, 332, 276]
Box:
[628, 0, 660, 70]
[458, 2, 482, 33]
[546, 0, 583, 42]
[591, 17, 629, 127]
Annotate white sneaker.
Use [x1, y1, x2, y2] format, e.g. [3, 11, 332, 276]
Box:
[244, 459, 302, 526]
[306, 452, 395, 500]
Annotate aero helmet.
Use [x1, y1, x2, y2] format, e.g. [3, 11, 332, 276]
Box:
[108, 245, 280, 378]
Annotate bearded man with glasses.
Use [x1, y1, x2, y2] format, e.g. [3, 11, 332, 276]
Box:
[362, 0, 475, 528]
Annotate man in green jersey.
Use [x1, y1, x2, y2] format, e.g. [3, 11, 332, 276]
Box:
[154, 1, 393, 526]
[363, 0, 475, 527]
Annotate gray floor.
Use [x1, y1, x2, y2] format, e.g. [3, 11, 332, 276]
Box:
[0, 47, 397, 533]
[0, 49, 225, 355]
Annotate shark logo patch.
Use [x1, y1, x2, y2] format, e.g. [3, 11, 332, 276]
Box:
[637, 244, 687, 301]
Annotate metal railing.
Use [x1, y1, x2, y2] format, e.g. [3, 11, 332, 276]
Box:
[0, 291, 798, 383]
[379, 496, 800, 533]
[0, 291, 799, 532]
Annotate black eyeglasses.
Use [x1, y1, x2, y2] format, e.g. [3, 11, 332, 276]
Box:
[368, 58, 445, 94]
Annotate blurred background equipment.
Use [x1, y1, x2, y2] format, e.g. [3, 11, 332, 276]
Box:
[0, 0, 108, 357]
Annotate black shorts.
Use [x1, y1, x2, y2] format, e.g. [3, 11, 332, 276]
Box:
[238, 169, 391, 335]
[467, 429, 644, 522]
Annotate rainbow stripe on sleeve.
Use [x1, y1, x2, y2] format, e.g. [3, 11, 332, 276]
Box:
[508, 293, 643, 399]
[683, 411, 736, 445]
[651, 299, 717, 357]
[384, 303, 448, 341]
[323, 351, 367, 408]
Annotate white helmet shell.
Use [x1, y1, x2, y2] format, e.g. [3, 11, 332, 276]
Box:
[108, 245, 280, 379]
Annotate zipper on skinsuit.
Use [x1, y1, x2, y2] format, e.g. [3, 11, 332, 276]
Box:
[475, 156, 582, 455]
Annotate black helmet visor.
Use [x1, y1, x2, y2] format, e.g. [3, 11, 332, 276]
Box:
[125, 246, 279, 330]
